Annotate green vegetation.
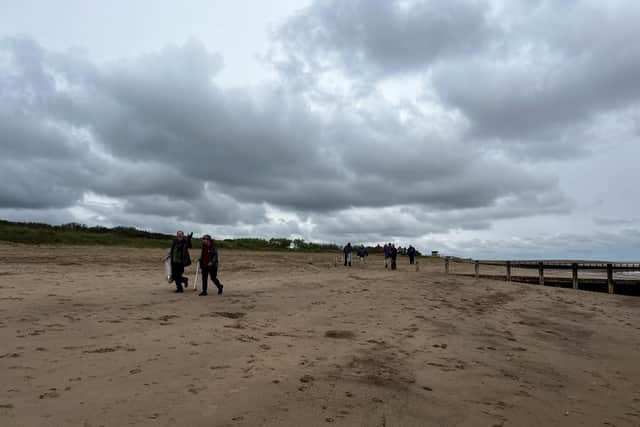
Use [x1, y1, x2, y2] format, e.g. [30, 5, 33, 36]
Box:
[218, 237, 339, 252]
[0, 219, 340, 252]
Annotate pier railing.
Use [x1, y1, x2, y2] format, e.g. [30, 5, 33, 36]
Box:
[443, 258, 640, 295]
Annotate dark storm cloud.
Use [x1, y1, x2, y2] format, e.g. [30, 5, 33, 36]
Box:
[0, 33, 566, 232]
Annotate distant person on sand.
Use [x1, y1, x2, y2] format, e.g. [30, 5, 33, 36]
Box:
[169, 230, 192, 293]
[390, 244, 398, 270]
[357, 244, 368, 262]
[407, 245, 416, 265]
[199, 234, 224, 296]
[384, 243, 391, 268]
[343, 242, 352, 267]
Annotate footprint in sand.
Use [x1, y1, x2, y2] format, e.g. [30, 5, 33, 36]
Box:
[39, 389, 60, 399]
[210, 365, 231, 370]
[300, 375, 315, 383]
[325, 330, 356, 339]
[236, 335, 260, 342]
[0, 352, 20, 359]
[187, 385, 207, 394]
[83, 347, 117, 354]
[203, 312, 246, 319]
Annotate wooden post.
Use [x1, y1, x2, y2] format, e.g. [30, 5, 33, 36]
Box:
[607, 263, 614, 294]
[445, 257, 450, 274]
[415, 260, 419, 272]
[506, 261, 511, 282]
[538, 262, 544, 285]
[572, 263, 578, 290]
[475, 261, 479, 279]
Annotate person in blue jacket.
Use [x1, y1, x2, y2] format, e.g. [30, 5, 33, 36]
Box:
[384, 243, 391, 268]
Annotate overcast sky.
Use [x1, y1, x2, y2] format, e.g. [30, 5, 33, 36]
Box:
[1, 0, 639, 260]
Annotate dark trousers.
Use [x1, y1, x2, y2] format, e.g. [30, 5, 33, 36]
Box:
[344, 253, 352, 267]
[391, 259, 397, 270]
[201, 266, 223, 293]
[172, 263, 186, 291]
[409, 255, 415, 264]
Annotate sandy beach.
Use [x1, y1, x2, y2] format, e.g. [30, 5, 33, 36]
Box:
[1, 244, 639, 426]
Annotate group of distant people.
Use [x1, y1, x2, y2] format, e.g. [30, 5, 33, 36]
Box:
[168, 230, 224, 296]
[342, 242, 417, 270]
[341, 242, 370, 267]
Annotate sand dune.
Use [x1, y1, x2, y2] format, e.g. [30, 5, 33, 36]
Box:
[1, 245, 639, 426]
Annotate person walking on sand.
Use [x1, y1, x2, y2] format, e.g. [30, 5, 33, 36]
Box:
[169, 230, 192, 293]
[390, 243, 398, 271]
[343, 242, 353, 267]
[357, 244, 367, 262]
[384, 243, 390, 268]
[407, 245, 416, 265]
[198, 234, 224, 296]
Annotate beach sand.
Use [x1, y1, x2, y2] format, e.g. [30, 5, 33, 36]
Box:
[1, 244, 639, 426]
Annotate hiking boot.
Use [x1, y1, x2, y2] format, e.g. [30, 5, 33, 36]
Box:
[198, 291, 207, 296]
[217, 285, 223, 295]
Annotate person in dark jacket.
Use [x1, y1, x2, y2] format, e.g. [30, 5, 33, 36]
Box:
[407, 245, 416, 265]
[343, 242, 352, 267]
[199, 234, 224, 296]
[169, 230, 192, 293]
[357, 245, 368, 262]
[390, 243, 398, 270]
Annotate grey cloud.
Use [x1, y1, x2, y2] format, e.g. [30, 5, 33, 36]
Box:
[431, 50, 640, 145]
[274, 0, 495, 77]
[85, 159, 205, 200]
[310, 188, 571, 244]
[440, 228, 640, 261]
[0, 36, 568, 236]
[427, 1, 640, 155]
[122, 191, 266, 226]
[0, 161, 82, 209]
[594, 217, 637, 227]
[0, 207, 77, 225]
[274, 1, 640, 160]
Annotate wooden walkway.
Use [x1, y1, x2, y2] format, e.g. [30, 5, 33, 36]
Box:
[443, 258, 640, 296]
